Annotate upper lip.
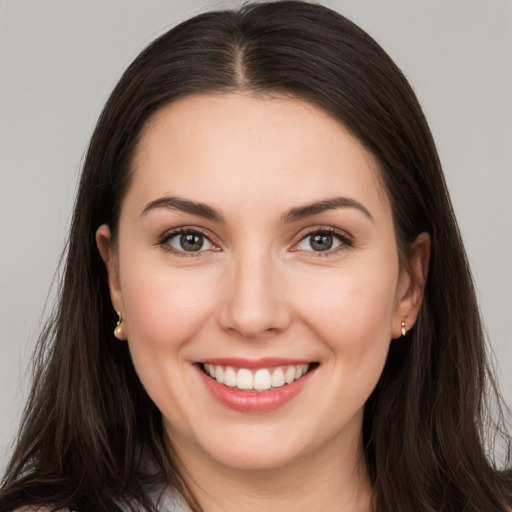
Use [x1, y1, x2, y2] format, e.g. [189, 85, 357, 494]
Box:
[198, 357, 315, 369]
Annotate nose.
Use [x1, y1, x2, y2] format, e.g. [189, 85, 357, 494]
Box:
[217, 251, 292, 339]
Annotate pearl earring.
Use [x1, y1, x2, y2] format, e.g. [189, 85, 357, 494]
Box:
[114, 311, 125, 340]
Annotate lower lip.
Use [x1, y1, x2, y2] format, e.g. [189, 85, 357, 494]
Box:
[197, 365, 315, 413]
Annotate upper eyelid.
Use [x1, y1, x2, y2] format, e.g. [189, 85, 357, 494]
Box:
[160, 226, 215, 242]
[158, 226, 220, 252]
[295, 225, 352, 242]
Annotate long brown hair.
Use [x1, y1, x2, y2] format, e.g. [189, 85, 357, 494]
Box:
[1, 2, 510, 511]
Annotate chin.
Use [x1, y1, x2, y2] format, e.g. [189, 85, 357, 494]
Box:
[167, 416, 317, 472]
[204, 440, 309, 472]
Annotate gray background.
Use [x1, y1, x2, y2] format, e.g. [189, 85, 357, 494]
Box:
[1, 0, 511, 472]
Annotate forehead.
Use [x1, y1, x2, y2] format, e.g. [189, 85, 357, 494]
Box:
[126, 92, 390, 221]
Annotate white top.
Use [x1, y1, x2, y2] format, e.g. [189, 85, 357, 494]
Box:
[147, 486, 189, 512]
[115, 486, 189, 512]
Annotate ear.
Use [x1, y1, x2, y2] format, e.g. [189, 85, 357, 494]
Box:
[392, 232, 430, 338]
[96, 224, 127, 340]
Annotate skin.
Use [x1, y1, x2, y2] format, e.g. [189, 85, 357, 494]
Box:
[97, 93, 429, 512]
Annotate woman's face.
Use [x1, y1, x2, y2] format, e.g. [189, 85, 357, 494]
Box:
[97, 93, 426, 473]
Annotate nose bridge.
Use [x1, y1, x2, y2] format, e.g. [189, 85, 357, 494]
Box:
[218, 244, 290, 338]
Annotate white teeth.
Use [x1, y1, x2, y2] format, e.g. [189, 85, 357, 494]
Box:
[237, 369, 253, 390]
[285, 366, 296, 384]
[254, 369, 272, 391]
[224, 367, 237, 387]
[203, 363, 310, 391]
[271, 367, 285, 388]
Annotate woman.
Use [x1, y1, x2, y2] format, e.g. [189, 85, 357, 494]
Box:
[1, 1, 510, 511]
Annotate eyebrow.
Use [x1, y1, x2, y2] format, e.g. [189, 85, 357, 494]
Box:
[141, 195, 372, 224]
[142, 196, 225, 222]
[281, 197, 373, 223]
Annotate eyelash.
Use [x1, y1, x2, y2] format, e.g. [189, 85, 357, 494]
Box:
[158, 227, 219, 257]
[158, 226, 353, 257]
[292, 226, 354, 256]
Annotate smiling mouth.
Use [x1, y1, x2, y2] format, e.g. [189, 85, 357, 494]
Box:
[200, 363, 318, 392]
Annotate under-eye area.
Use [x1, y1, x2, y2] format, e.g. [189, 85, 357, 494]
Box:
[199, 362, 319, 392]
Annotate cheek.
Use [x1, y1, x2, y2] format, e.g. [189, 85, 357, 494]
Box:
[120, 261, 219, 357]
[117, 261, 221, 422]
[291, 258, 398, 357]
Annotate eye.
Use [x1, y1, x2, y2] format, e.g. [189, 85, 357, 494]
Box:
[294, 229, 351, 253]
[163, 229, 217, 253]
